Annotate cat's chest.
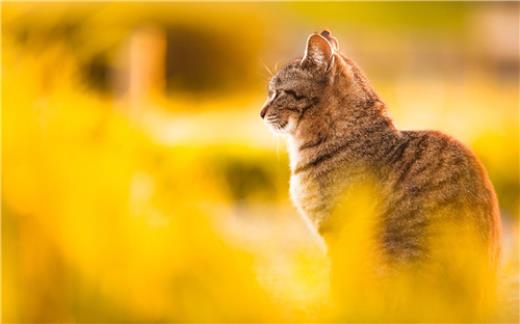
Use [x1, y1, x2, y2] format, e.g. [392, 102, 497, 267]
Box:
[289, 162, 365, 232]
[289, 173, 332, 229]
[287, 139, 347, 228]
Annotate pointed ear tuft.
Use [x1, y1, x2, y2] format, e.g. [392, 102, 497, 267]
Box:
[301, 34, 333, 70]
[320, 29, 331, 38]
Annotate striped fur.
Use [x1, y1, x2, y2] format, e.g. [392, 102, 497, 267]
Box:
[260, 31, 501, 265]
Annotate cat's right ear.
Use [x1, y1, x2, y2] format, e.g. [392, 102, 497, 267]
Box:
[301, 34, 334, 71]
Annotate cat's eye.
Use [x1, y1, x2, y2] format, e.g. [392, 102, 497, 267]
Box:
[284, 90, 305, 100]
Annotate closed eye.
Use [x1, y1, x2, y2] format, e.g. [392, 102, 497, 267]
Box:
[284, 90, 306, 100]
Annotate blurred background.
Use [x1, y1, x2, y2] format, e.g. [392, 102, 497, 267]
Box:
[2, 2, 519, 322]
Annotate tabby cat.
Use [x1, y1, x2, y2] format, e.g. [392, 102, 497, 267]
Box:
[260, 30, 501, 267]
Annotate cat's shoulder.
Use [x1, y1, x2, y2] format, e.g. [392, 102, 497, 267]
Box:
[400, 129, 473, 157]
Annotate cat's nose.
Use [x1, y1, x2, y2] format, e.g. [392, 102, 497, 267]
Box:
[260, 106, 268, 119]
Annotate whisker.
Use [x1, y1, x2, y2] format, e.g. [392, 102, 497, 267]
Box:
[274, 61, 280, 72]
[259, 58, 273, 77]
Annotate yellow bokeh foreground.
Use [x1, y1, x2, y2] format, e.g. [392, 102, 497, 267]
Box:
[2, 46, 328, 322]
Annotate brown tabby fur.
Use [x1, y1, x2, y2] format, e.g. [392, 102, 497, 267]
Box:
[260, 31, 501, 266]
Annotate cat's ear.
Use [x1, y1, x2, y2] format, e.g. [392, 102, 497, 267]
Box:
[320, 30, 339, 51]
[301, 33, 334, 71]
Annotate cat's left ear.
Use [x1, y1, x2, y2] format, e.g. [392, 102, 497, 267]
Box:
[301, 33, 334, 71]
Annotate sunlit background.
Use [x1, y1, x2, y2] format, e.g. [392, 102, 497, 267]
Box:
[2, 2, 519, 322]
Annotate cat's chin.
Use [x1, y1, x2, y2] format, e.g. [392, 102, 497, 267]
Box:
[265, 123, 289, 136]
[264, 117, 297, 136]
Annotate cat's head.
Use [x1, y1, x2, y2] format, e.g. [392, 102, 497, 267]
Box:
[260, 30, 376, 135]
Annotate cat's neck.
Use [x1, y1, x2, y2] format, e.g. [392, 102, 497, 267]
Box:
[288, 101, 401, 174]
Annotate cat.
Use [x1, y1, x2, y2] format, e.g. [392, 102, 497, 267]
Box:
[260, 30, 501, 269]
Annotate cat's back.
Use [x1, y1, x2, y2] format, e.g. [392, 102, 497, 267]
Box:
[380, 129, 501, 260]
[384, 129, 497, 210]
